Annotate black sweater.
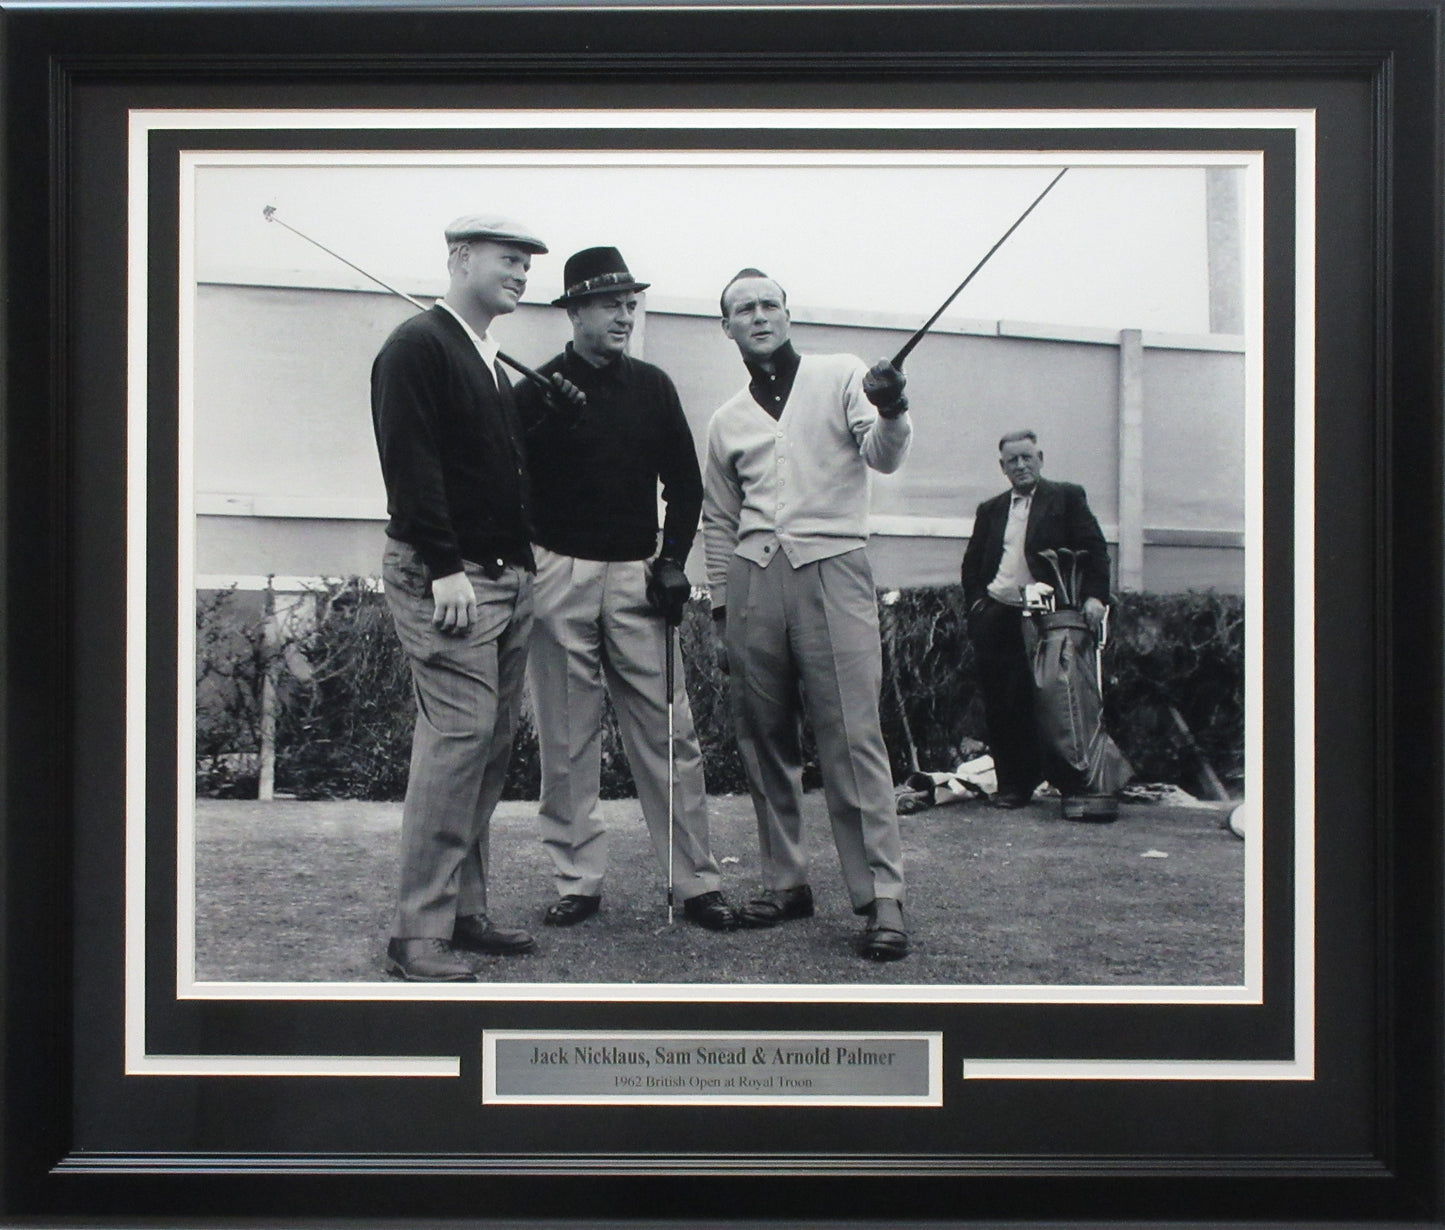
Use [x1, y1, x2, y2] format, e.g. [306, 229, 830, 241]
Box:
[370, 306, 533, 579]
[517, 345, 702, 563]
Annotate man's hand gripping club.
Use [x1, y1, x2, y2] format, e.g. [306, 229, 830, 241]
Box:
[543, 372, 587, 425]
[646, 557, 692, 627]
[862, 360, 908, 418]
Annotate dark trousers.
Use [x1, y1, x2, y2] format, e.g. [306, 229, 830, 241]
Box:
[967, 596, 1041, 798]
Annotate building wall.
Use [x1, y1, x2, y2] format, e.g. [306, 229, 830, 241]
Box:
[1141, 345, 1248, 533]
[193, 282, 1247, 594]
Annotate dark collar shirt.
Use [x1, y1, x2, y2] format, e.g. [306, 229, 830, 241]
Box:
[744, 340, 801, 419]
[517, 343, 703, 563]
[370, 305, 534, 579]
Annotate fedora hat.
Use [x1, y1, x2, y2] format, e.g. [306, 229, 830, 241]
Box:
[552, 246, 651, 306]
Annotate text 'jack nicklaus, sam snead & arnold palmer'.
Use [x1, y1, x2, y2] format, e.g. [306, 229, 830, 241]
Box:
[533, 1044, 899, 1067]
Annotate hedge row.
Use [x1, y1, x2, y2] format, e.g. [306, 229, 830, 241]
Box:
[196, 582, 1244, 802]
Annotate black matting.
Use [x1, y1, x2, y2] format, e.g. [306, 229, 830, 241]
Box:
[2, 3, 1441, 1225]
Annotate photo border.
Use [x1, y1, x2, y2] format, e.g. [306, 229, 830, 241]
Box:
[162, 124, 1276, 1014]
[4, 3, 1441, 1223]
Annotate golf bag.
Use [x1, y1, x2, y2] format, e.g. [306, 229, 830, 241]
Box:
[1023, 608, 1132, 821]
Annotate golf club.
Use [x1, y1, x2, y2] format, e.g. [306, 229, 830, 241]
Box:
[665, 618, 676, 926]
[262, 205, 582, 406]
[1038, 548, 1070, 608]
[1096, 605, 1109, 693]
[1054, 547, 1077, 608]
[890, 167, 1069, 368]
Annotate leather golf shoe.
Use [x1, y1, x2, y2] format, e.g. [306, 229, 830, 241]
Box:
[385, 937, 476, 982]
[858, 898, 910, 961]
[544, 894, 601, 926]
[681, 890, 740, 931]
[452, 913, 536, 956]
[990, 790, 1032, 809]
[736, 884, 814, 929]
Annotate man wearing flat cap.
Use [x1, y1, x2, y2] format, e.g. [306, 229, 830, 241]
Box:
[371, 213, 579, 981]
[702, 268, 912, 960]
[516, 246, 739, 933]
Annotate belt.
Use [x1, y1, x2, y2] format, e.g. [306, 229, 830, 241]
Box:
[467, 547, 535, 580]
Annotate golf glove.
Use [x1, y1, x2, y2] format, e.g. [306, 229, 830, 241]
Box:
[646, 557, 691, 626]
[862, 359, 908, 417]
[545, 372, 587, 426]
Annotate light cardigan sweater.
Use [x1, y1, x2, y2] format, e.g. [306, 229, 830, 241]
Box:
[702, 351, 911, 611]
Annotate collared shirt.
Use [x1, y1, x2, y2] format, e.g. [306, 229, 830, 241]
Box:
[436, 298, 501, 373]
[516, 343, 703, 563]
[702, 351, 911, 610]
[986, 488, 1035, 604]
[744, 341, 801, 419]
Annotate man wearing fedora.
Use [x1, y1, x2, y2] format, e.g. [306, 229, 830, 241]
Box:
[371, 213, 577, 981]
[702, 267, 912, 960]
[515, 246, 739, 933]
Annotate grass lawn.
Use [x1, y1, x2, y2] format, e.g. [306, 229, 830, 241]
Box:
[192, 790, 1246, 988]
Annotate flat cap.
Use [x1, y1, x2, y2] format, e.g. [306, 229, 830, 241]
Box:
[443, 213, 548, 254]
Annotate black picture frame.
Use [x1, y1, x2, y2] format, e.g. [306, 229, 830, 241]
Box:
[3, 2, 1441, 1225]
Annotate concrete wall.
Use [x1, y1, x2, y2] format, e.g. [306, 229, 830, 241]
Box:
[192, 281, 1247, 594]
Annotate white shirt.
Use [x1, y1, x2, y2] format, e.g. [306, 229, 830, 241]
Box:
[987, 488, 1036, 604]
[702, 352, 911, 609]
[437, 299, 501, 373]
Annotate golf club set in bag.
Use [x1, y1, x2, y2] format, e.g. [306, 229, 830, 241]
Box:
[1022, 549, 1133, 821]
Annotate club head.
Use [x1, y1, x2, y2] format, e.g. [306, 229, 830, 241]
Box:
[1036, 549, 1068, 602]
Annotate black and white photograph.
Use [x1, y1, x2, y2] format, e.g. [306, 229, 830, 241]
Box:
[8, 1, 1443, 1219]
[168, 116, 1272, 1006]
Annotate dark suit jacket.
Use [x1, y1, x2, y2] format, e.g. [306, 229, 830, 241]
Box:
[960, 477, 1111, 609]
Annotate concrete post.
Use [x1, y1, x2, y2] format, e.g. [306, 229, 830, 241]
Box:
[631, 293, 647, 358]
[1205, 166, 1244, 335]
[1117, 329, 1145, 592]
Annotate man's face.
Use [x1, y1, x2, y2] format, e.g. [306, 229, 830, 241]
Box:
[456, 240, 532, 317]
[569, 292, 638, 364]
[720, 277, 791, 362]
[999, 438, 1044, 491]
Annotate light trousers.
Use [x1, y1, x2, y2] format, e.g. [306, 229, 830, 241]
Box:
[528, 549, 721, 901]
[383, 540, 533, 939]
[725, 548, 904, 912]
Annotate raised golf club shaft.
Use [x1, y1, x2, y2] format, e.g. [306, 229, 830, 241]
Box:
[262, 205, 565, 398]
[891, 167, 1068, 368]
